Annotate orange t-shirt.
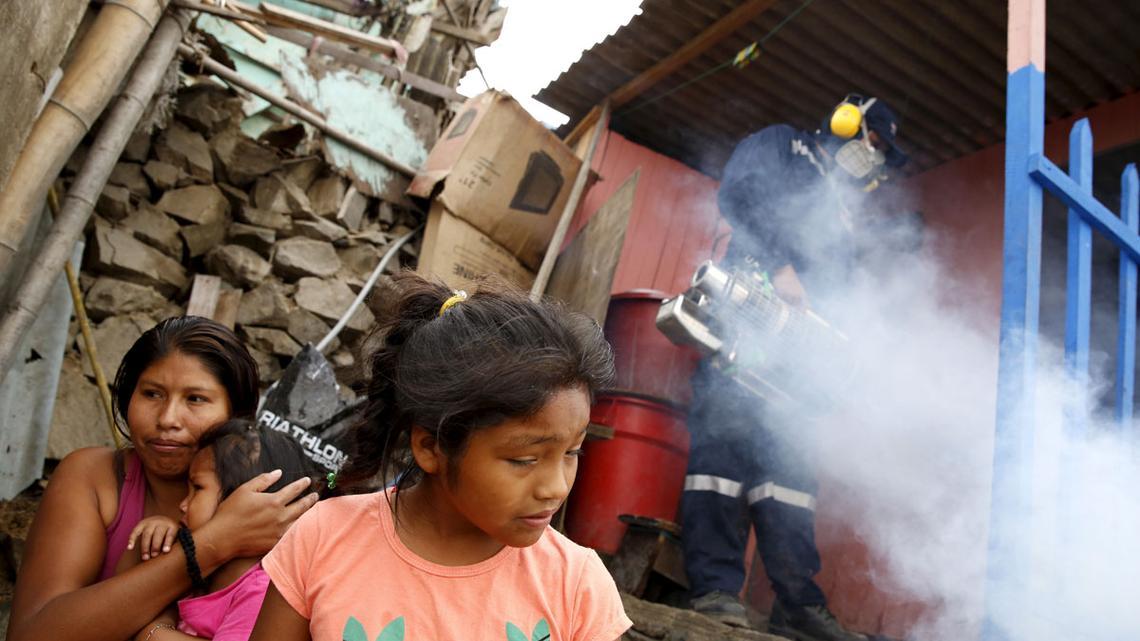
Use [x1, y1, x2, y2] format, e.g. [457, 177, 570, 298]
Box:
[262, 492, 632, 641]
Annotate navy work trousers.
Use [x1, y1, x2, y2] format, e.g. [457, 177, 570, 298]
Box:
[680, 361, 827, 608]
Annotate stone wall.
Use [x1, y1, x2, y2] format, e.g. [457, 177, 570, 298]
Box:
[48, 80, 422, 457]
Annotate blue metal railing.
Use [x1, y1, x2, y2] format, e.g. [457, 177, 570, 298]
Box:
[989, 44, 1140, 641]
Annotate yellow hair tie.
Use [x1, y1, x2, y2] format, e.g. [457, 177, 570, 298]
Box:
[438, 290, 468, 316]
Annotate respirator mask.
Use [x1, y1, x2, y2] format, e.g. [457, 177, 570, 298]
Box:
[833, 120, 886, 181]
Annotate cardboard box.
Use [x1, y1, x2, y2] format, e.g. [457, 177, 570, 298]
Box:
[406, 91, 582, 270]
[417, 203, 535, 291]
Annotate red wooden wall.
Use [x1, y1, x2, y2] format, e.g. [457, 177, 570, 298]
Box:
[566, 130, 731, 297]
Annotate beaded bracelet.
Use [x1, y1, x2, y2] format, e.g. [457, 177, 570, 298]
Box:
[142, 622, 175, 641]
[176, 525, 209, 593]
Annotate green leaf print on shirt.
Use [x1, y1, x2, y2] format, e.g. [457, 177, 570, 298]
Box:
[342, 615, 405, 641]
[506, 618, 551, 641]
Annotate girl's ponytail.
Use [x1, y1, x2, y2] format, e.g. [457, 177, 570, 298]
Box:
[335, 272, 615, 495]
[335, 277, 453, 491]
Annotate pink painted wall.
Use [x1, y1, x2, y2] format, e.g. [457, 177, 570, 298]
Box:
[909, 90, 1140, 327]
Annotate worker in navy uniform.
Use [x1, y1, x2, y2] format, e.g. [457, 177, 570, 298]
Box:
[682, 95, 908, 641]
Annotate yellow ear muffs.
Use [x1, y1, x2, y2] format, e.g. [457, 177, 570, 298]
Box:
[829, 103, 863, 139]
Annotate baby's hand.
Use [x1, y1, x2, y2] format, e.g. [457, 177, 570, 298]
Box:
[127, 516, 180, 561]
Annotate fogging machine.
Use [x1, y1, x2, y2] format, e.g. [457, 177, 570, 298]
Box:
[655, 261, 856, 408]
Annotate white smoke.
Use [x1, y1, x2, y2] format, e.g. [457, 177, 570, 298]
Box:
[774, 197, 1140, 641]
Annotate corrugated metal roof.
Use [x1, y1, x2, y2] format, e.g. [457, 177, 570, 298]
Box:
[536, 0, 1140, 178]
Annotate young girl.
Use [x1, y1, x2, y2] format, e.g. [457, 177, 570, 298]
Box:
[250, 273, 632, 641]
[128, 419, 323, 641]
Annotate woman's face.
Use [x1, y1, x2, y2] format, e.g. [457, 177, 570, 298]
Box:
[127, 351, 232, 481]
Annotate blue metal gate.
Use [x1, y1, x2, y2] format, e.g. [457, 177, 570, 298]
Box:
[988, 0, 1139, 638]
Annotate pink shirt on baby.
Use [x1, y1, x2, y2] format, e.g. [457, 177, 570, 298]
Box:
[263, 492, 632, 641]
[177, 563, 270, 641]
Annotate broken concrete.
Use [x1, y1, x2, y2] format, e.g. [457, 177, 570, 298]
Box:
[154, 123, 213, 183]
[210, 129, 282, 186]
[84, 277, 169, 321]
[79, 313, 157, 381]
[293, 217, 348, 244]
[143, 159, 185, 192]
[47, 356, 114, 459]
[308, 175, 346, 218]
[228, 223, 277, 257]
[156, 184, 230, 226]
[294, 276, 374, 334]
[218, 182, 250, 211]
[337, 243, 384, 281]
[236, 203, 292, 231]
[336, 188, 369, 232]
[205, 245, 272, 288]
[123, 130, 152, 163]
[95, 184, 132, 222]
[240, 326, 301, 358]
[285, 308, 338, 352]
[87, 223, 189, 295]
[120, 202, 182, 256]
[108, 162, 152, 199]
[273, 237, 343, 280]
[175, 83, 241, 135]
[180, 221, 228, 258]
[255, 172, 314, 217]
[282, 156, 324, 191]
[236, 281, 292, 329]
[247, 345, 282, 383]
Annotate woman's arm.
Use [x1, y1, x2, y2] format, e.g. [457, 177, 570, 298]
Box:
[249, 584, 312, 641]
[7, 461, 317, 641]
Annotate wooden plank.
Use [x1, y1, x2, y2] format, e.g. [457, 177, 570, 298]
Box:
[213, 289, 242, 330]
[545, 171, 638, 325]
[266, 27, 467, 103]
[186, 274, 222, 320]
[257, 1, 408, 62]
[563, 0, 778, 144]
[429, 19, 495, 46]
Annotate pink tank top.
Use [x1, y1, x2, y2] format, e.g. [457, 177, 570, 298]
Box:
[99, 452, 147, 581]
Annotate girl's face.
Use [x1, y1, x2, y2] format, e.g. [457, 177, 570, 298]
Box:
[180, 447, 222, 530]
[428, 386, 591, 549]
[127, 351, 232, 480]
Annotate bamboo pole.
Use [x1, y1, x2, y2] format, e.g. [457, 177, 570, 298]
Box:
[0, 11, 190, 387]
[178, 44, 418, 177]
[0, 0, 171, 282]
[529, 101, 610, 301]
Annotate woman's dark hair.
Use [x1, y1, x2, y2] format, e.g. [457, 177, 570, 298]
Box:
[197, 419, 323, 500]
[336, 272, 615, 492]
[113, 316, 260, 440]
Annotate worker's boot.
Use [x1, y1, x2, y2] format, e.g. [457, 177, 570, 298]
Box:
[690, 591, 752, 628]
[768, 600, 867, 641]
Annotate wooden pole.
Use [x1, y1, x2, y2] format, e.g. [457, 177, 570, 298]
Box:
[178, 44, 419, 178]
[0, 0, 171, 282]
[529, 101, 610, 301]
[49, 188, 123, 449]
[0, 11, 190, 386]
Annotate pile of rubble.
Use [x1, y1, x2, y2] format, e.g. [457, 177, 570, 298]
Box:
[48, 80, 421, 457]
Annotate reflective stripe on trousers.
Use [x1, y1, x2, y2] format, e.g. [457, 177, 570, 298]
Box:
[685, 475, 815, 512]
[684, 474, 742, 498]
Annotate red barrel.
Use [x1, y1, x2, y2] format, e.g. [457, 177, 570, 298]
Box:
[603, 290, 701, 406]
[565, 393, 690, 554]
